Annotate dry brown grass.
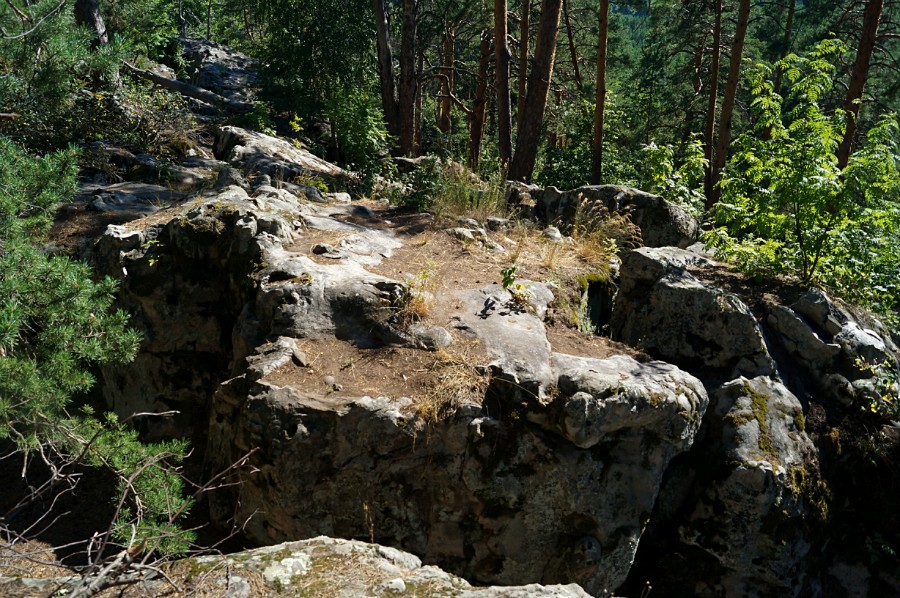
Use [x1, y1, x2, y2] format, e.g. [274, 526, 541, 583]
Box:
[410, 350, 489, 423]
[395, 261, 438, 326]
[0, 540, 71, 579]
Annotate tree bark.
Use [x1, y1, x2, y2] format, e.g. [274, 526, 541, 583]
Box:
[414, 50, 424, 155]
[563, 0, 582, 89]
[703, 0, 722, 201]
[495, 0, 513, 163]
[373, 0, 401, 141]
[399, 0, 420, 156]
[74, 0, 108, 49]
[508, 0, 563, 182]
[837, 0, 883, 170]
[437, 26, 456, 133]
[590, 0, 609, 185]
[772, 0, 796, 97]
[517, 0, 530, 129]
[707, 0, 750, 209]
[469, 28, 493, 170]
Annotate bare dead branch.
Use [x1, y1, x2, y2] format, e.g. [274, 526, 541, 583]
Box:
[121, 62, 252, 113]
[0, 0, 66, 40]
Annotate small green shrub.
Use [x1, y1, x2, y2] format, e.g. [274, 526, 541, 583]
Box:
[856, 359, 900, 422]
[397, 156, 443, 212]
[396, 158, 506, 221]
[235, 101, 278, 137]
[324, 88, 391, 171]
[638, 136, 706, 217]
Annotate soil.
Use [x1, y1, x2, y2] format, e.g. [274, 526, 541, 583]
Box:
[269, 210, 647, 437]
[265, 197, 638, 416]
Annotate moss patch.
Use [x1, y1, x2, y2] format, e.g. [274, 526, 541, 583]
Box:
[743, 383, 777, 463]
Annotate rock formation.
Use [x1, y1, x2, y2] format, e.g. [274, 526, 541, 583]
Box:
[0, 537, 591, 597]
[87, 115, 899, 596]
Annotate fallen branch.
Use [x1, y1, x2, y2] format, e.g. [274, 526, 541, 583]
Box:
[120, 62, 252, 114]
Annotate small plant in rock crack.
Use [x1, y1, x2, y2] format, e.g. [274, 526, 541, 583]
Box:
[395, 262, 438, 325]
[855, 358, 900, 421]
[500, 265, 532, 308]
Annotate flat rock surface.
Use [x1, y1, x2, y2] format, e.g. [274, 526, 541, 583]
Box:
[0, 537, 592, 597]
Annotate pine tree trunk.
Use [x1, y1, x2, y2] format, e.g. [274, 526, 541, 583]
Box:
[399, 0, 419, 156]
[74, 0, 108, 49]
[414, 50, 424, 155]
[517, 0, 531, 129]
[590, 0, 609, 185]
[707, 0, 750, 209]
[837, 0, 883, 170]
[703, 0, 722, 202]
[772, 0, 796, 97]
[508, 0, 563, 182]
[495, 0, 513, 163]
[438, 27, 456, 133]
[563, 0, 582, 89]
[469, 28, 493, 170]
[373, 0, 400, 141]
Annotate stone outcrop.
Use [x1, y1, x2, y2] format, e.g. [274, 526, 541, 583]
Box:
[609, 245, 899, 596]
[205, 339, 706, 595]
[93, 134, 712, 595]
[0, 537, 591, 597]
[679, 376, 814, 595]
[89, 118, 900, 597]
[610, 247, 775, 377]
[533, 185, 699, 249]
[178, 36, 258, 104]
[213, 125, 354, 189]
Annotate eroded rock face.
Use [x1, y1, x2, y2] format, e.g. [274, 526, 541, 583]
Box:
[679, 377, 813, 595]
[610, 245, 900, 596]
[610, 247, 775, 377]
[206, 339, 707, 596]
[94, 192, 264, 440]
[533, 185, 699, 248]
[93, 185, 399, 440]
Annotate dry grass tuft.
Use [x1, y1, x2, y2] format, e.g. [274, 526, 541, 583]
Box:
[411, 350, 488, 423]
[430, 163, 509, 224]
[569, 196, 642, 255]
[395, 261, 438, 326]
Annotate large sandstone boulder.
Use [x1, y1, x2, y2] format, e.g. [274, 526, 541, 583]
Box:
[610, 247, 775, 377]
[608, 244, 900, 596]
[206, 339, 707, 595]
[534, 185, 699, 248]
[178, 36, 258, 104]
[213, 126, 354, 188]
[679, 376, 814, 596]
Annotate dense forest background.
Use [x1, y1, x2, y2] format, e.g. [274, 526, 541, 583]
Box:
[1, 0, 900, 586]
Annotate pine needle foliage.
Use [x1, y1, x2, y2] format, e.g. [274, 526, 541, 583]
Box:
[0, 137, 193, 557]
